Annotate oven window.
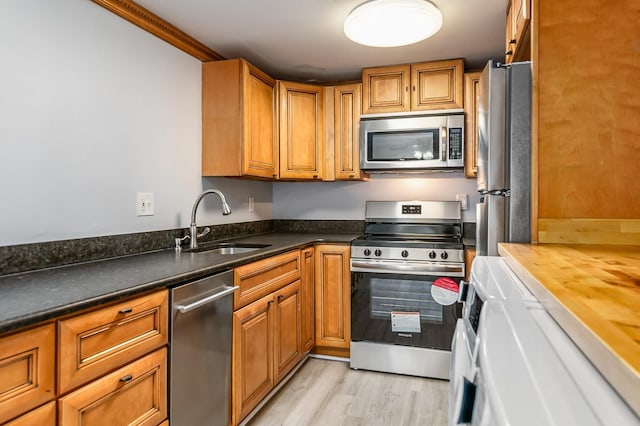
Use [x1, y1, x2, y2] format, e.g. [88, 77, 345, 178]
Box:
[370, 277, 443, 323]
[367, 129, 440, 161]
[352, 272, 460, 351]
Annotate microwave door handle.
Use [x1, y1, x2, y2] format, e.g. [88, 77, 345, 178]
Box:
[441, 127, 447, 161]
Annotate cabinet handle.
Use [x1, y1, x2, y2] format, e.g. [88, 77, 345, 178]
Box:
[118, 307, 133, 314]
[119, 374, 133, 382]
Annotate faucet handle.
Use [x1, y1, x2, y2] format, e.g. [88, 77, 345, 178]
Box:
[197, 227, 211, 239]
[175, 235, 191, 251]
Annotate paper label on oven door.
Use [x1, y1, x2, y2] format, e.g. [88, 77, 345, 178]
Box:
[391, 312, 421, 333]
[432, 277, 459, 306]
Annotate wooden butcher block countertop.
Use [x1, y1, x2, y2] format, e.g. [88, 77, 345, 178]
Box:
[498, 243, 640, 417]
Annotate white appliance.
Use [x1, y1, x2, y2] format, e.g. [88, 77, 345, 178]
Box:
[476, 60, 532, 256]
[450, 257, 639, 425]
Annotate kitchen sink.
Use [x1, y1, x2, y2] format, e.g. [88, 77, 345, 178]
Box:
[187, 242, 271, 254]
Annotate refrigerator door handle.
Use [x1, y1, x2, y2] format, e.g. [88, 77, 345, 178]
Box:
[441, 126, 447, 161]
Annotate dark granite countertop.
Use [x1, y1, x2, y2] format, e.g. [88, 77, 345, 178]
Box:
[0, 232, 358, 335]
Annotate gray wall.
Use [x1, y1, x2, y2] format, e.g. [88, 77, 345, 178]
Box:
[273, 173, 479, 222]
[0, 0, 272, 246]
[0, 0, 478, 247]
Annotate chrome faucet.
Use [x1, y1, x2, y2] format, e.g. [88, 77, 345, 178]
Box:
[187, 189, 232, 250]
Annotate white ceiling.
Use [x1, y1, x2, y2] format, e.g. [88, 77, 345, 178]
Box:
[135, 0, 507, 82]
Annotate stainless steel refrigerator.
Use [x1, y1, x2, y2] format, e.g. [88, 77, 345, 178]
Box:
[476, 60, 532, 256]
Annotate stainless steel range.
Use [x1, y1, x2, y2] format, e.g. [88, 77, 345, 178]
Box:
[350, 200, 465, 380]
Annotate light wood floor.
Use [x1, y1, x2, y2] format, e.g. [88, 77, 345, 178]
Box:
[248, 357, 449, 426]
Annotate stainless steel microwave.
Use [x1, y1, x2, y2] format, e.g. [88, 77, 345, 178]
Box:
[360, 113, 464, 171]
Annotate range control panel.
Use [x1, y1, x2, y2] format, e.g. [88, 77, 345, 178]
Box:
[402, 204, 422, 215]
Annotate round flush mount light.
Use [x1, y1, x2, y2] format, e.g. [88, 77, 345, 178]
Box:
[344, 0, 443, 47]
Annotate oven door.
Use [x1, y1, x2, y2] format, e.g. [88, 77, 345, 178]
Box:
[351, 271, 461, 351]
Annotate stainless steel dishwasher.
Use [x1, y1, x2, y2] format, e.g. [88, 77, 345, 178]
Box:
[170, 270, 238, 426]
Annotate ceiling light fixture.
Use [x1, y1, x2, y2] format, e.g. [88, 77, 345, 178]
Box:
[344, 0, 443, 48]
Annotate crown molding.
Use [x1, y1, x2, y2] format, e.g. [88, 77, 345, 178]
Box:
[91, 0, 225, 62]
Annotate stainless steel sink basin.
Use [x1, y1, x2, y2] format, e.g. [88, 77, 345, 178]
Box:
[188, 242, 271, 254]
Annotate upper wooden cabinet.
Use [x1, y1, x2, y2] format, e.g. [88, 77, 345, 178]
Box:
[278, 81, 325, 180]
[202, 59, 278, 179]
[505, 0, 531, 63]
[463, 71, 482, 178]
[362, 59, 464, 114]
[334, 83, 364, 180]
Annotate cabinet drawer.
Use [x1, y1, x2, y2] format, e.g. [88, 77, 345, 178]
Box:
[58, 290, 168, 394]
[0, 324, 55, 424]
[5, 401, 56, 426]
[234, 250, 301, 310]
[58, 348, 167, 426]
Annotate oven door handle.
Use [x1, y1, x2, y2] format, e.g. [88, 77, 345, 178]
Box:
[351, 259, 464, 275]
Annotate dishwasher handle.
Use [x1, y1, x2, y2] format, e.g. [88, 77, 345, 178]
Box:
[175, 285, 239, 314]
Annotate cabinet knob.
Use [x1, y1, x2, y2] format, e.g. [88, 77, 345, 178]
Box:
[509, 39, 516, 44]
[278, 295, 284, 301]
[313, 175, 318, 179]
[118, 307, 133, 314]
[505, 50, 513, 56]
[405, 86, 409, 92]
[412, 85, 416, 92]
[349, 174, 355, 179]
[119, 374, 133, 382]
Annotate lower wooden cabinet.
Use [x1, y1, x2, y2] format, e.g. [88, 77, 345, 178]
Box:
[232, 279, 301, 425]
[314, 244, 351, 355]
[5, 401, 56, 426]
[465, 248, 477, 281]
[58, 348, 167, 426]
[0, 290, 168, 425]
[0, 323, 56, 424]
[300, 247, 315, 353]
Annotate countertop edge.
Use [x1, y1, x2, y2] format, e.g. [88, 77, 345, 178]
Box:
[0, 233, 358, 335]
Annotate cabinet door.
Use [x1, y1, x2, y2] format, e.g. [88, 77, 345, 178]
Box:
[362, 64, 410, 114]
[273, 281, 302, 383]
[243, 61, 279, 178]
[300, 247, 315, 354]
[58, 348, 167, 426]
[202, 59, 277, 178]
[334, 83, 363, 180]
[505, 0, 515, 63]
[0, 324, 55, 424]
[464, 71, 482, 178]
[278, 81, 325, 180]
[314, 244, 351, 350]
[232, 293, 274, 425]
[411, 59, 464, 111]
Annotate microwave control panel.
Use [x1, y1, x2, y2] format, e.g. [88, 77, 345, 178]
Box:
[449, 128, 463, 160]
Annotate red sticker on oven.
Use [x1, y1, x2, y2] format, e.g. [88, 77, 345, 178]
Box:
[432, 277, 459, 306]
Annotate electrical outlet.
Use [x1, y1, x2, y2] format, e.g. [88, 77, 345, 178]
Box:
[136, 192, 154, 216]
[456, 194, 468, 210]
[248, 196, 255, 212]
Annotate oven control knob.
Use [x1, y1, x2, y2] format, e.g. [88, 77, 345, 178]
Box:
[363, 249, 371, 256]
[401, 250, 409, 258]
[441, 252, 449, 260]
[428, 251, 436, 259]
[375, 249, 382, 257]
